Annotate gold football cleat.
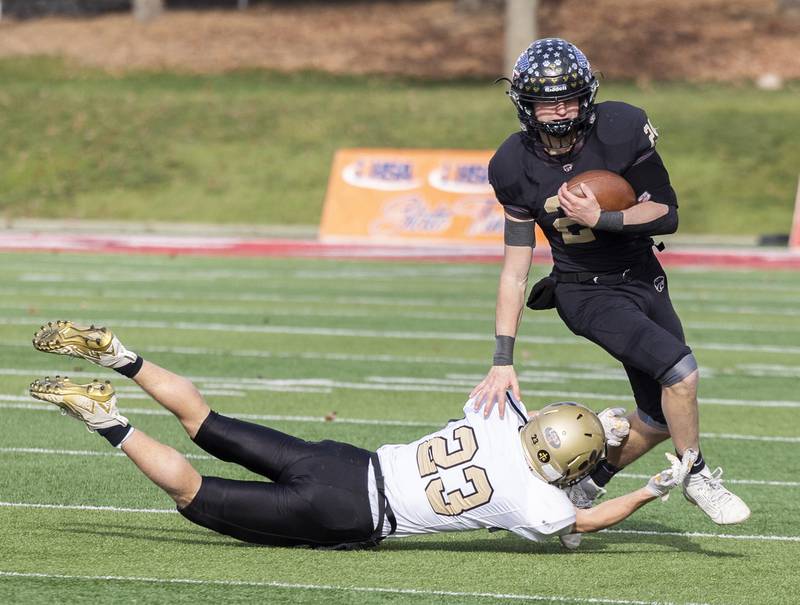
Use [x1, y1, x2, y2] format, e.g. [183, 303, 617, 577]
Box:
[29, 375, 128, 431]
[32, 320, 137, 369]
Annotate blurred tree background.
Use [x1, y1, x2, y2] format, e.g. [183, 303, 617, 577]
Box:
[0, 1, 798, 235]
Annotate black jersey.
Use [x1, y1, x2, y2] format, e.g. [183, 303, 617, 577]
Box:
[489, 101, 677, 273]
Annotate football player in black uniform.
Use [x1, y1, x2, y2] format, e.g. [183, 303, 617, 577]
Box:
[469, 39, 750, 545]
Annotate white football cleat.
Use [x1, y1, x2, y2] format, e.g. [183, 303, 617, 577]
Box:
[683, 466, 751, 525]
[560, 476, 607, 549]
[30, 376, 128, 432]
[32, 320, 137, 369]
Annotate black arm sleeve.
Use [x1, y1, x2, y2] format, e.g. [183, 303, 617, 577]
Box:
[504, 216, 536, 247]
[622, 149, 677, 208]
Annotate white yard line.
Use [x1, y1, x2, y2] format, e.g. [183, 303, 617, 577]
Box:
[3, 370, 800, 407]
[15, 269, 794, 304]
[0, 571, 716, 605]
[3, 254, 799, 286]
[4, 447, 797, 488]
[616, 472, 800, 487]
[6, 266, 498, 282]
[6, 286, 800, 318]
[2, 400, 799, 443]
[0, 302, 497, 322]
[603, 529, 800, 543]
[673, 304, 800, 318]
[0, 401, 435, 427]
[2, 303, 800, 333]
[0, 501, 175, 514]
[18, 345, 800, 382]
[2, 359, 799, 406]
[15, 272, 418, 295]
[0, 447, 213, 461]
[0, 286, 497, 309]
[5, 316, 800, 354]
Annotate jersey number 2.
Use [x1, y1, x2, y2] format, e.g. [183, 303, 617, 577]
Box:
[544, 195, 597, 244]
[416, 426, 494, 516]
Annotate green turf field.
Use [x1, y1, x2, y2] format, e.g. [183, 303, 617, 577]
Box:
[2, 57, 799, 234]
[1, 251, 799, 604]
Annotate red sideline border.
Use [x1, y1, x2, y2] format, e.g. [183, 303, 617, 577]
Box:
[2, 232, 800, 269]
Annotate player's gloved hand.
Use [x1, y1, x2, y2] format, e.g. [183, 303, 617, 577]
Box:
[470, 365, 520, 419]
[597, 407, 630, 447]
[645, 449, 698, 501]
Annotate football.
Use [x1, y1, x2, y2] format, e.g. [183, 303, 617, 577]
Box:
[566, 170, 636, 211]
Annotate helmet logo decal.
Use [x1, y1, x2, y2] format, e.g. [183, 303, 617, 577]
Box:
[654, 276, 666, 292]
[537, 450, 551, 463]
[517, 50, 530, 72]
[544, 427, 562, 448]
[574, 49, 589, 69]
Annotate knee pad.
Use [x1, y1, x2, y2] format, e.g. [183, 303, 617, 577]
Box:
[659, 353, 698, 387]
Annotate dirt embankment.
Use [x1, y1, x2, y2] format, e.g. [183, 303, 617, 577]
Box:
[0, 1, 798, 81]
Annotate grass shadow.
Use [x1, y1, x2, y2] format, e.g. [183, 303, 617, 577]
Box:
[381, 523, 744, 558]
[59, 522, 237, 548]
[59, 521, 745, 558]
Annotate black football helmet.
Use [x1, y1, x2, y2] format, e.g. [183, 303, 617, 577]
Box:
[506, 38, 599, 147]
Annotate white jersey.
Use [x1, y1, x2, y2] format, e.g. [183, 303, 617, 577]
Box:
[377, 397, 575, 542]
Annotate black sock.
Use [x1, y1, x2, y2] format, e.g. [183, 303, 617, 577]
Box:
[677, 448, 705, 474]
[689, 450, 705, 474]
[97, 424, 134, 448]
[590, 460, 621, 487]
[113, 355, 143, 379]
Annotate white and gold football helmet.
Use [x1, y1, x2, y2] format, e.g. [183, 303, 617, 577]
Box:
[520, 402, 606, 487]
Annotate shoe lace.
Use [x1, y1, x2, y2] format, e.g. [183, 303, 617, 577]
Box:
[704, 467, 735, 503]
[707, 467, 724, 487]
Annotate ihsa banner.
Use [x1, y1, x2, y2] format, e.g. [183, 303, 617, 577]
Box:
[319, 148, 547, 246]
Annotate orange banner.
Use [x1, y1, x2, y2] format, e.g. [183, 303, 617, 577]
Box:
[319, 148, 546, 246]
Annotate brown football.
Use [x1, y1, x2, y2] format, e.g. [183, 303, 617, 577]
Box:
[566, 170, 636, 211]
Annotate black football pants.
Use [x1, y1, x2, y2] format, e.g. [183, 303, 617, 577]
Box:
[178, 411, 376, 547]
[554, 253, 691, 427]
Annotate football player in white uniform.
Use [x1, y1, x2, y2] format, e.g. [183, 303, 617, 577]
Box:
[29, 320, 694, 549]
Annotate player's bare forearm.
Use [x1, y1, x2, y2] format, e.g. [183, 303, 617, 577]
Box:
[622, 200, 668, 225]
[573, 487, 656, 533]
[496, 245, 533, 336]
[496, 274, 527, 336]
[469, 245, 531, 414]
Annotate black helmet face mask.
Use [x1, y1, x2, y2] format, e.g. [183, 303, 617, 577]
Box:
[508, 38, 599, 152]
